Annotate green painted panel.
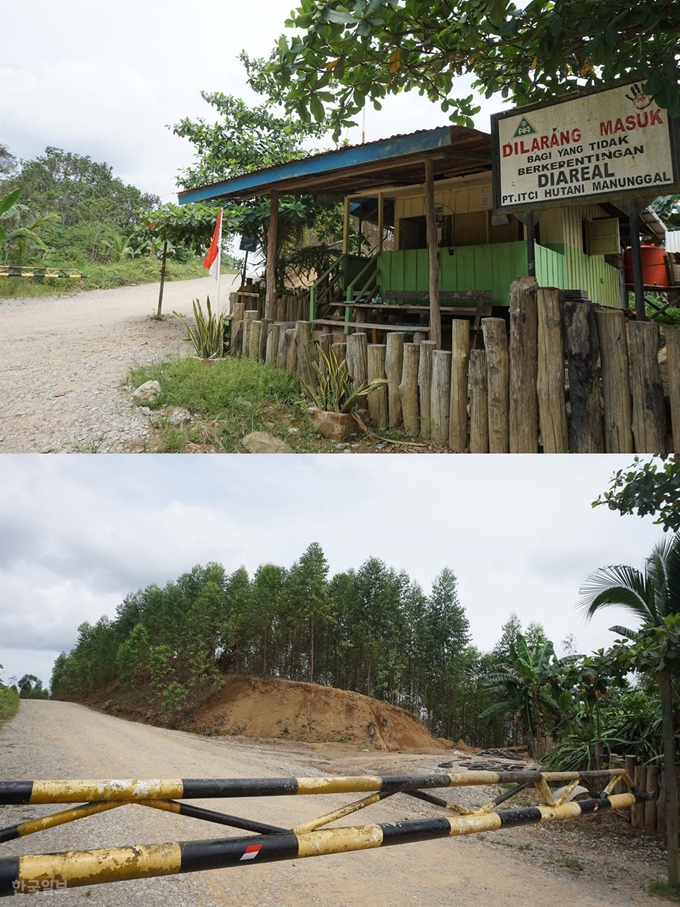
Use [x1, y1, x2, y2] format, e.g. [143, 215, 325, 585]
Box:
[378, 242, 529, 306]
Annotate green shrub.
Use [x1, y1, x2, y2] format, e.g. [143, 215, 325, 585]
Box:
[0, 685, 19, 722]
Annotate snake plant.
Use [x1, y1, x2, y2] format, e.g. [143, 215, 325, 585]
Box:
[304, 345, 387, 413]
[174, 297, 225, 359]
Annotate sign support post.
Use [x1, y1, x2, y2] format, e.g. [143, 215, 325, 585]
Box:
[627, 199, 646, 321]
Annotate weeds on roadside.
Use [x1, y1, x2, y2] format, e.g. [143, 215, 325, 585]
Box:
[649, 880, 680, 903]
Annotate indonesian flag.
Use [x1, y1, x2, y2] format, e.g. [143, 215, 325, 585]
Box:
[203, 209, 222, 280]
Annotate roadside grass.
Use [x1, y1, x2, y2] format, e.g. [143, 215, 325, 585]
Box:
[129, 357, 333, 453]
[649, 881, 680, 903]
[0, 686, 19, 723]
[129, 356, 437, 454]
[0, 259, 235, 299]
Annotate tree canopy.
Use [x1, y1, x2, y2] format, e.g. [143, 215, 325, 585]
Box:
[261, 0, 680, 136]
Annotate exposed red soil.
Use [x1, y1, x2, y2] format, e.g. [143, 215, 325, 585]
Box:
[186, 675, 449, 752]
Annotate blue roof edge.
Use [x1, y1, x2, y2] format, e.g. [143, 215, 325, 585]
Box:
[177, 126, 453, 205]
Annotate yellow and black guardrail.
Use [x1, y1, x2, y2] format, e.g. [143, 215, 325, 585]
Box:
[0, 266, 89, 280]
[0, 769, 653, 895]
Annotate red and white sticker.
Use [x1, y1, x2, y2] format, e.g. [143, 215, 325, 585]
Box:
[240, 844, 263, 861]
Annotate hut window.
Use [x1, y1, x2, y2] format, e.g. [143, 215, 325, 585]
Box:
[489, 213, 523, 244]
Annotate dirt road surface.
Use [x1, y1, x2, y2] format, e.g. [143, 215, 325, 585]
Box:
[0, 702, 665, 906]
[0, 277, 240, 453]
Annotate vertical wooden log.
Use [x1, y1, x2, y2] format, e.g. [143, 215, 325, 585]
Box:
[367, 344, 388, 428]
[265, 189, 278, 321]
[595, 309, 633, 453]
[266, 323, 280, 367]
[424, 159, 442, 350]
[284, 328, 297, 371]
[249, 320, 261, 359]
[667, 327, 680, 453]
[645, 765, 659, 835]
[469, 349, 489, 453]
[276, 326, 288, 369]
[482, 317, 509, 453]
[632, 765, 645, 828]
[564, 298, 604, 453]
[347, 332, 368, 390]
[509, 276, 539, 452]
[399, 342, 420, 436]
[304, 341, 319, 392]
[385, 332, 405, 429]
[318, 333, 332, 357]
[628, 321, 667, 452]
[418, 340, 436, 438]
[275, 294, 286, 322]
[594, 741, 604, 770]
[242, 310, 257, 359]
[537, 288, 569, 453]
[430, 350, 452, 445]
[230, 301, 246, 357]
[296, 321, 314, 386]
[258, 318, 271, 361]
[625, 755, 637, 792]
[449, 320, 470, 453]
[332, 341, 346, 365]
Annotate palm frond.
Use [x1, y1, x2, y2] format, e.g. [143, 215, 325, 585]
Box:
[577, 563, 654, 623]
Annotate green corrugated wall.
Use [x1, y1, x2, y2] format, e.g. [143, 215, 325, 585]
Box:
[377, 242, 529, 306]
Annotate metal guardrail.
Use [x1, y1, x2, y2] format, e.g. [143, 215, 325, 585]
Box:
[0, 769, 653, 895]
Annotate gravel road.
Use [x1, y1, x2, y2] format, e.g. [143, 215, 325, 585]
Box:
[0, 277, 240, 453]
[0, 701, 665, 906]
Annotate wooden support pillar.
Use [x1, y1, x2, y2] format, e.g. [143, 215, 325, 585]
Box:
[424, 159, 442, 349]
[526, 211, 536, 277]
[399, 343, 420, 436]
[377, 192, 384, 253]
[265, 189, 278, 321]
[628, 199, 646, 322]
[342, 197, 351, 254]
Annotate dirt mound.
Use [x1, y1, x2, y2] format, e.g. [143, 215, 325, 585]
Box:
[188, 676, 445, 752]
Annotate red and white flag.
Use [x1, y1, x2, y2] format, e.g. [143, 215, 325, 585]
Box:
[203, 209, 223, 280]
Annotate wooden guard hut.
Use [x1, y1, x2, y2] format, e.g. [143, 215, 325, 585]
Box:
[178, 125, 660, 349]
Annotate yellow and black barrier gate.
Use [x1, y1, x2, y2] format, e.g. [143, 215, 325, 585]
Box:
[0, 769, 653, 896]
[0, 266, 90, 280]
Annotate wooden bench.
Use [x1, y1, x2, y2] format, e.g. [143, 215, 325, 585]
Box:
[311, 319, 431, 336]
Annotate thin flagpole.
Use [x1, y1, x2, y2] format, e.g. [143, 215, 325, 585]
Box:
[215, 209, 223, 317]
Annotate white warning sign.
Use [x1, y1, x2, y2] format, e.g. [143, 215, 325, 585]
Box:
[491, 81, 679, 212]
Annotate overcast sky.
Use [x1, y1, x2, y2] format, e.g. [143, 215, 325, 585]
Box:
[0, 454, 665, 687]
[0, 0, 507, 202]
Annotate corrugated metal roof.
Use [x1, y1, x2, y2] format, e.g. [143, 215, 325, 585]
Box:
[178, 125, 492, 204]
[666, 230, 680, 253]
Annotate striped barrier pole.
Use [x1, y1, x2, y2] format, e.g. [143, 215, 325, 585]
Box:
[0, 769, 629, 805]
[0, 792, 653, 896]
